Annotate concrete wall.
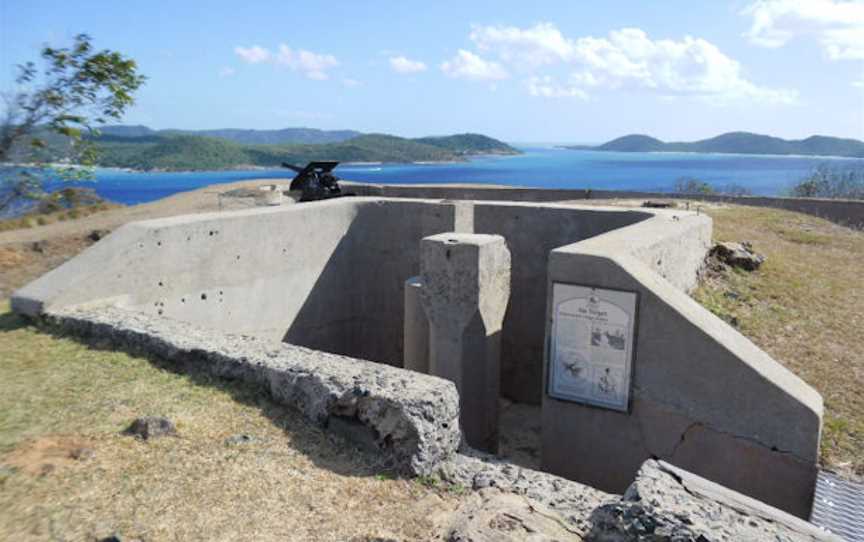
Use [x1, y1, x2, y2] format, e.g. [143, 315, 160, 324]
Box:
[541, 212, 823, 518]
[345, 182, 864, 230]
[472, 202, 649, 403]
[12, 198, 458, 365]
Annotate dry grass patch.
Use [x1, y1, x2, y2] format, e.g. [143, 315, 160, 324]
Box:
[0, 305, 462, 541]
[693, 205, 864, 477]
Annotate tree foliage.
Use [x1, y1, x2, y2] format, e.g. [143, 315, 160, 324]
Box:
[790, 164, 864, 200]
[0, 34, 145, 212]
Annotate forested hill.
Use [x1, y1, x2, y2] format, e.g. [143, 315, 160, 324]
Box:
[567, 132, 864, 158]
[87, 131, 519, 171]
[99, 125, 362, 145]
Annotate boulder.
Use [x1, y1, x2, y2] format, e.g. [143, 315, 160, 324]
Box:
[710, 241, 765, 271]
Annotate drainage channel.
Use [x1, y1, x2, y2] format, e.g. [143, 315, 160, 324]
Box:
[811, 469, 864, 541]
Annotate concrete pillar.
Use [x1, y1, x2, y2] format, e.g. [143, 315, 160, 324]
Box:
[403, 276, 429, 374]
[419, 233, 511, 453]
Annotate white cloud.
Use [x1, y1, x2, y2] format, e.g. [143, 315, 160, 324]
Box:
[342, 78, 361, 87]
[276, 45, 339, 80]
[440, 50, 509, 81]
[471, 22, 576, 66]
[218, 66, 236, 78]
[389, 55, 428, 74]
[234, 44, 339, 80]
[742, 0, 864, 60]
[462, 24, 797, 105]
[234, 45, 271, 64]
[525, 76, 589, 99]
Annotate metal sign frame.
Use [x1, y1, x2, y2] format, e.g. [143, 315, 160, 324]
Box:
[547, 282, 639, 413]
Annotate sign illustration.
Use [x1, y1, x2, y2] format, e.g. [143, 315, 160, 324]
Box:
[548, 283, 637, 411]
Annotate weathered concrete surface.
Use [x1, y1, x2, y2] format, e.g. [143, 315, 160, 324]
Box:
[587, 459, 841, 541]
[12, 197, 693, 407]
[12, 198, 459, 366]
[345, 181, 864, 230]
[420, 233, 511, 452]
[42, 305, 461, 475]
[403, 276, 429, 373]
[542, 212, 823, 518]
[472, 202, 655, 404]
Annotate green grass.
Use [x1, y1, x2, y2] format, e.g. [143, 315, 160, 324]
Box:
[694, 206, 864, 476]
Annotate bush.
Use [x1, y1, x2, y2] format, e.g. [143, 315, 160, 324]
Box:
[790, 164, 864, 199]
[675, 177, 715, 195]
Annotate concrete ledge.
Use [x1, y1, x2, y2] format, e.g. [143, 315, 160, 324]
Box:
[40, 305, 462, 476]
[343, 182, 864, 230]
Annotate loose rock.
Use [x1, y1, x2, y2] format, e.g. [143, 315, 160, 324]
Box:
[124, 416, 177, 440]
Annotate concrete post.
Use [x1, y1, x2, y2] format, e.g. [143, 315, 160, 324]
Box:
[419, 233, 511, 453]
[403, 276, 429, 374]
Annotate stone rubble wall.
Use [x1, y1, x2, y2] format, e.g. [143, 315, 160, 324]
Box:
[41, 305, 461, 476]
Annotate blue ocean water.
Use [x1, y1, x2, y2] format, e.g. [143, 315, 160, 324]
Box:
[29, 147, 864, 206]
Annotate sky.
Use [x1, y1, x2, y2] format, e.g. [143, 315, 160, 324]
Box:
[1, 0, 863, 143]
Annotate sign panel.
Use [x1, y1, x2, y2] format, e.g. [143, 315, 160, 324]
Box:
[548, 283, 637, 412]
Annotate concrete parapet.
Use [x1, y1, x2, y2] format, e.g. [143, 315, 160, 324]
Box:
[43, 305, 462, 476]
[403, 276, 429, 373]
[420, 233, 511, 452]
[541, 213, 823, 518]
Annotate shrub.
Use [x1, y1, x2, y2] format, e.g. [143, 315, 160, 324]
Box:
[790, 164, 864, 199]
[675, 177, 715, 195]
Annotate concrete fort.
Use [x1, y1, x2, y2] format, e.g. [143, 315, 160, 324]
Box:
[12, 194, 823, 519]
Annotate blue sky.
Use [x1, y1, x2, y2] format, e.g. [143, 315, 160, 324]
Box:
[1, 0, 862, 142]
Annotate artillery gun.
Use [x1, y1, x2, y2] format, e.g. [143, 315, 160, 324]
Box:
[282, 161, 352, 202]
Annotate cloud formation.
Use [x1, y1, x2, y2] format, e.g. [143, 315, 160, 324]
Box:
[218, 66, 236, 78]
[234, 45, 271, 64]
[440, 50, 509, 81]
[389, 56, 427, 74]
[463, 23, 797, 105]
[742, 0, 864, 60]
[235, 44, 339, 80]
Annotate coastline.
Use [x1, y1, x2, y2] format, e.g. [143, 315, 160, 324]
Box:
[558, 146, 864, 161]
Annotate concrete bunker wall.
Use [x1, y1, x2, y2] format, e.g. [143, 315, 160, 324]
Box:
[472, 203, 649, 403]
[12, 198, 459, 365]
[541, 214, 823, 518]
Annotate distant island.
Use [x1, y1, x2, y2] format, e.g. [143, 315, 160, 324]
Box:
[75, 127, 520, 171]
[566, 132, 864, 159]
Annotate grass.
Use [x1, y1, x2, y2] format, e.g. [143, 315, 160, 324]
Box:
[0, 203, 117, 232]
[693, 205, 864, 476]
[0, 303, 459, 541]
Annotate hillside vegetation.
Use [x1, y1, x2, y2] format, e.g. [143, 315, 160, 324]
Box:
[100, 125, 363, 145]
[11, 128, 519, 171]
[569, 132, 864, 158]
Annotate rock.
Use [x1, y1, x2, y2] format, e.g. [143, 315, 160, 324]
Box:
[642, 200, 676, 209]
[586, 460, 841, 541]
[224, 434, 257, 446]
[30, 240, 47, 253]
[124, 416, 177, 440]
[88, 229, 111, 242]
[445, 489, 583, 541]
[710, 241, 765, 271]
[438, 451, 615, 537]
[69, 446, 95, 460]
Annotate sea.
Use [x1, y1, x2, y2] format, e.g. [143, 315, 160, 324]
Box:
[12, 146, 864, 208]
